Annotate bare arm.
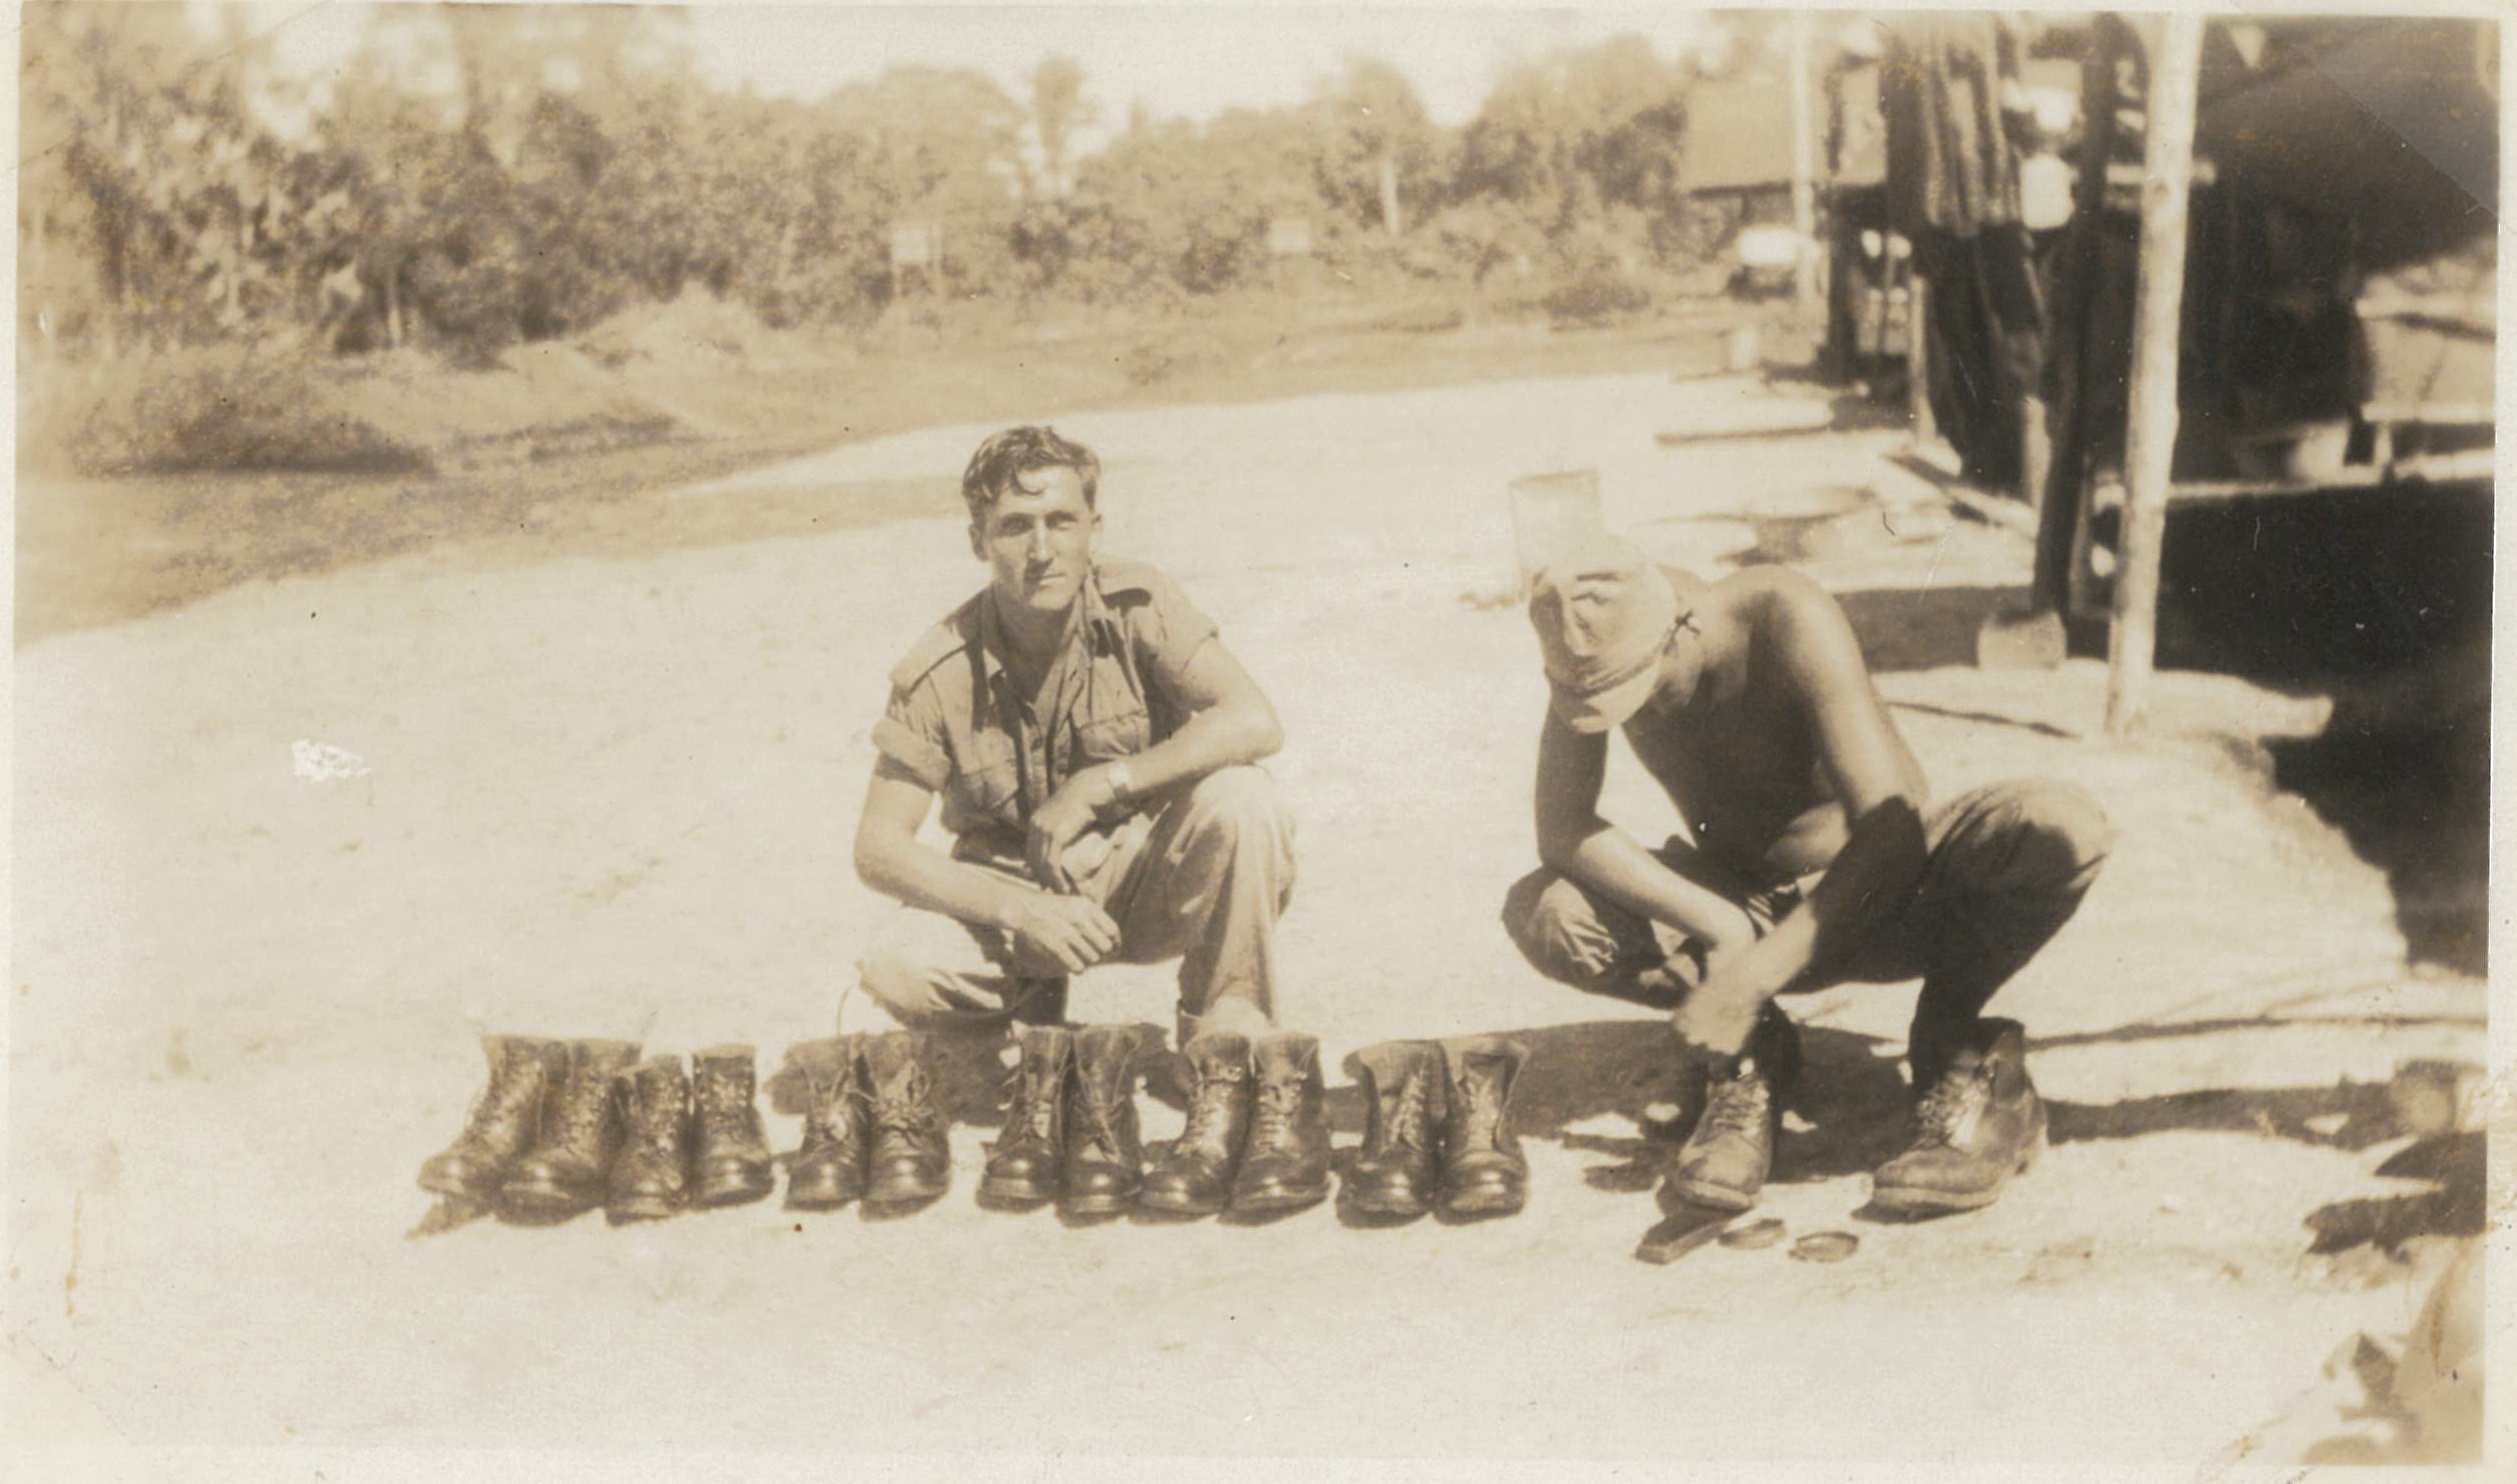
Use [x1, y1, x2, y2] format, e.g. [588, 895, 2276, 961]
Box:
[1111, 636, 1284, 796]
[1679, 578, 1928, 1048]
[854, 761, 1118, 973]
[1027, 637, 1283, 890]
[1534, 706, 1761, 952]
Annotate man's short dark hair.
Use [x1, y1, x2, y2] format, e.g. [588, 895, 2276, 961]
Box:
[962, 426, 1100, 517]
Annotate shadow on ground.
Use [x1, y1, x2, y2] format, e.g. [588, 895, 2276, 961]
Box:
[754, 1002, 2480, 1252]
[2127, 482, 2490, 975]
[1434, 1011, 2475, 1214]
[1794, 479, 2491, 975]
[2266, 720, 2489, 975]
[2303, 1132, 2488, 1254]
[1835, 584, 2031, 674]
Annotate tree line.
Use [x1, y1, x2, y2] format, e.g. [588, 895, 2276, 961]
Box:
[19, 3, 1778, 364]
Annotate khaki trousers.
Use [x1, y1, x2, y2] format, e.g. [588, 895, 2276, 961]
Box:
[855, 765, 1295, 1043]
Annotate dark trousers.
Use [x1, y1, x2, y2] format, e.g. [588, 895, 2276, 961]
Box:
[1500, 780, 2111, 1056]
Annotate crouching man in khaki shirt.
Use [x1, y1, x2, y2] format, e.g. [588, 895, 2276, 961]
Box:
[839, 426, 1322, 1220]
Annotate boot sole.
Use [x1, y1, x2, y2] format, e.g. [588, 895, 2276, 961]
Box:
[419, 1173, 500, 1203]
[698, 1172, 775, 1208]
[1348, 1194, 1432, 1220]
[1669, 1178, 1761, 1214]
[1440, 1188, 1526, 1218]
[1135, 1190, 1225, 1217]
[785, 1191, 861, 1212]
[1062, 1188, 1141, 1217]
[1868, 1183, 2001, 1216]
[605, 1196, 682, 1224]
[1869, 1121, 2044, 1217]
[500, 1189, 599, 1223]
[1228, 1184, 1327, 1216]
[977, 1177, 1060, 1206]
[786, 1162, 868, 1209]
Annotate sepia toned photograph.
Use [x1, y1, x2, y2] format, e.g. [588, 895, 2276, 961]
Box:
[6, 2, 2501, 1478]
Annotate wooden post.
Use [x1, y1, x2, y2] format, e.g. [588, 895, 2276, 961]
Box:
[2103, 12, 2204, 737]
[1789, 9, 1820, 306]
[1906, 273, 1935, 443]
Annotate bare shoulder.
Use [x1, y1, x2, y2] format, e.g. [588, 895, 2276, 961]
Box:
[1701, 565, 1846, 638]
[1709, 562, 1832, 610]
[1713, 566, 1869, 684]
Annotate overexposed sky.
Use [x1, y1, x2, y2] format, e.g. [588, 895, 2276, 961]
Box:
[241, 2, 1716, 129]
[677, 5, 1713, 126]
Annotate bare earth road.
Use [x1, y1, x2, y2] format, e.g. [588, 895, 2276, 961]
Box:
[8, 368, 2492, 1480]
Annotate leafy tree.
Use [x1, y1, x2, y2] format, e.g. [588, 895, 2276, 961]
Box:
[1455, 34, 1699, 274]
[1071, 105, 1320, 297]
[1027, 55, 1093, 201]
[817, 66, 1026, 306]
[1311, 58, 1443, 238]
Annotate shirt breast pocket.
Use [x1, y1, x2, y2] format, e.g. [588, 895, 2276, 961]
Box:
[953, 735, 1022, 819]
[1074, 706, 1151, 764]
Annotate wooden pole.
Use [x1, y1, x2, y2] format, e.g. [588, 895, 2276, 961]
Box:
[1906, 272, 1935, 444]
[1789, 9, 1820, 306]
[2103, 12, 2204, 737]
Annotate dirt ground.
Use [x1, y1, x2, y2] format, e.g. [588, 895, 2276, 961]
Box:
[6, 357, 2497, 1480]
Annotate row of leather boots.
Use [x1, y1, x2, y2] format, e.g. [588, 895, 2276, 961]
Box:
[421, 1029, 1534, 1224]
[988, 1026, 1335, 1218]
[793, 1027, 1531, 1221]
[789, 1026, 1345, 1218]
[418, 1037, 776, 1223]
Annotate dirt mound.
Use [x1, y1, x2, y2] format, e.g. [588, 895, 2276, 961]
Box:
[576, 286, 791, 371]
[322, 342, 692, 467]
[23, 347, 430, 478]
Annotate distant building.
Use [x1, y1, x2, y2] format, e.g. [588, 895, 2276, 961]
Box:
[1681, 76, 1829, 227]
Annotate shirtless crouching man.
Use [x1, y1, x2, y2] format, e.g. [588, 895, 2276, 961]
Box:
[1502, 536, 2111, 1215]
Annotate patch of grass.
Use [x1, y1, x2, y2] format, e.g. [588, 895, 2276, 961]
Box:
[29, 347, 433, 477]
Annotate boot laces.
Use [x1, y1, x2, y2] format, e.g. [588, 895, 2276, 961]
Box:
[467, 1055, 544, 1139]
[1249, 1081, 1303, 1153]
[550, 1063, 613, 1152]
[625, 1075, 683, 1154]
[1383, 1067, 1432, 1152]
[696, 1070, 751, 1128]
[1911, 1063, 1990, 1150]
[1075, 1094, 1128, 1159]
[1003, 1064, 1060, 1146]
[872, 1065, 938, 1139]
[800, 1066, 860, 1149]
[1702, 1064, 1772, 1138]
[1455, 1063, 1505, 1148]
[1177, 1066, 1245, 1152]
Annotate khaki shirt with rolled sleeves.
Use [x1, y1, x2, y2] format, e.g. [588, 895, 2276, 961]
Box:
[871, 560, 1220, 871]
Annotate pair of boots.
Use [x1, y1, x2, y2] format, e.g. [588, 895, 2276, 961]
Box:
[1346, 1038, 1530, 1220]
[977, 1024, 1157, 1215]
[980, 1028, 1332, 1218]
[1143, 1030, 1332, 1218]
[418, 1037, 775, 1223]
[786, 1032, 951, 1211]
[1667, 1009, 2046, 1217]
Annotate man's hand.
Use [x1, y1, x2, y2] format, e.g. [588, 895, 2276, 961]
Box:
[1669, 937, 1768, 1058]
[1004, 891, 1122, 974]
[1026, 766, 1124, 893]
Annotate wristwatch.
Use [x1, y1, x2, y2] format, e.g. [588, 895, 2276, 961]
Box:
[1103, 762, 1138, 814]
